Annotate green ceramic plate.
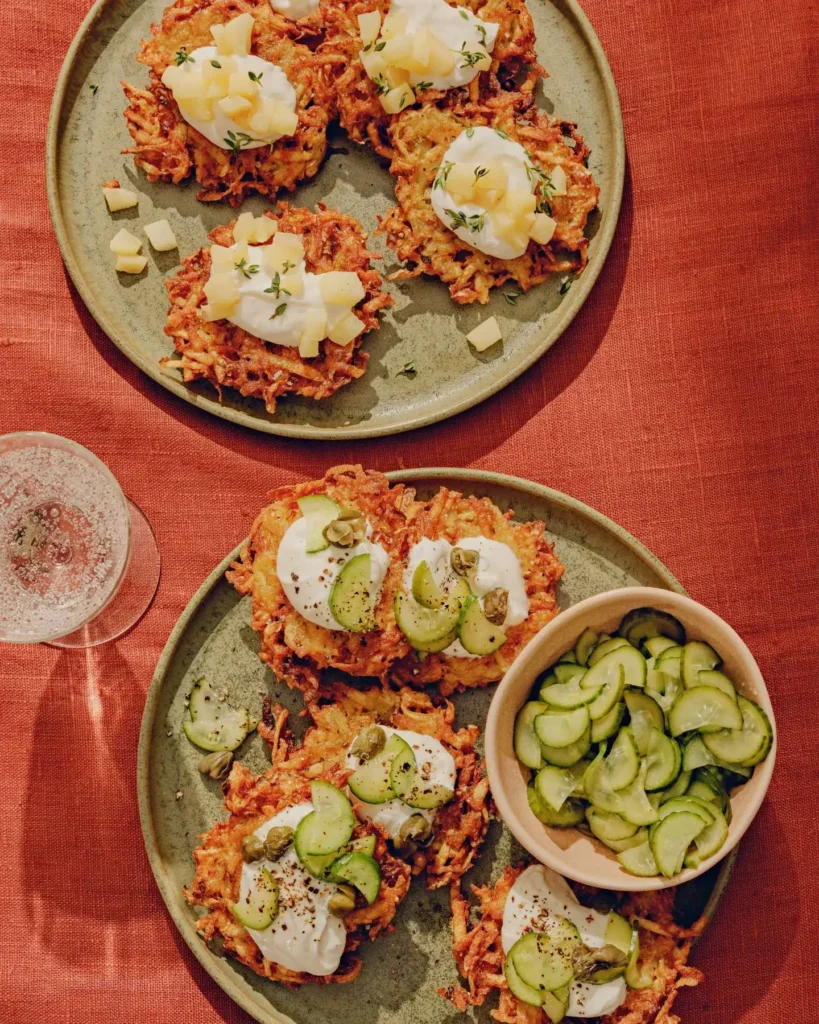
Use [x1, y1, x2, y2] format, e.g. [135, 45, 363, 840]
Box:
[138, 470, 734, 1024]
[48, 0, 624, 439]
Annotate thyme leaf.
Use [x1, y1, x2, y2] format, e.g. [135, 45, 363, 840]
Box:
[372, 75, 390, 96]
[264, 271, 291, 298]
[210, 60, 222, 68]
[248, 70, 263, 83]
[433, 161, 454, 190]
[224, 130, 256, 151]
[270, 302, 288, 319]
[234, 258, 259, 279]
[504, 291, 522, 305]
[445, 208, 485, 232]
[457, 42, 486, 69]
[416, 81, 433, 91]
[89, 83, 99, 95]
[559, 279, 572, 295]
[398, 360, 417, 377]
[175, 48, 194, 66]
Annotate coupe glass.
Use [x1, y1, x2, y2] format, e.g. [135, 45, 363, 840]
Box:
[0, 432, 160, 647]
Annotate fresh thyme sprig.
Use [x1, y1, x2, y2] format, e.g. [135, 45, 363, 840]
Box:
[89, 83, 99, 95]
[433, 161, 454, 190]
[269, 302, 288, 319]
[210, 60, 222, 68]
[264, 271, 291, 298]
[372, 75, 390, 96]
[175, 48, 194, 66]
[473, 165, 489, 184]
[224, 131, 256, 151]
[446, 208, 485, 232]
[504, 291, 522, 305]
[398, 360, 417, 377]
[416, 81, 433, 91]
[457, 42, 486, 69]
[248, 70, 263, 83]
[234, 258, 259, 279]
[494, 128, 510, 140]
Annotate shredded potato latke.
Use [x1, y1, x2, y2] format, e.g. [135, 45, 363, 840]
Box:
[123, 0, 332, 204]
[259, 682, 492, 888]
[380, 102, 599, 303]
[317, 0, 543, 158]
[186, 756, 412, 986]
[162, 206, 392, 410]
[441, 866, 705, 1023]
[227, 464, 563, 699]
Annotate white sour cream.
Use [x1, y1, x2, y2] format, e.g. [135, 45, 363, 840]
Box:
[166, 46, 296, 150]
[211, 243, 358, 347]
[239, 802, 347, 976]
[389, 0, 498, 91]
[404, 536, 529, 658]
[431, 126, 536, 259]
[345, 726, 456, 837]
[270, 0, 318, 19]
[277, 516, 389, 630]
[502, 865, 628, 1018]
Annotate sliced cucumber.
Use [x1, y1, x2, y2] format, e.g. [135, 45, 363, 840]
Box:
[231, 866, 279, 930]
[656, 645, 684, 668]
[527, 783, 585, 826]
[668, 685, 742, 736]
[684, 804, 728, 868]
[394, 582, 465, 651]
[558, 651, 578, 664]
[682, 734, 715, 772]
[624, 928, 653, 989]
[583, 750, 623, 814]
[329, 851, 381, 904]
[295, 781, 356, 857]
[540, 727, 591, 768]
[644, 728, 681, 791]
[411, 560, 444, 608]
[575, 627, 598, 667]
[642, 636, 680, 659]
[702, 695, 773, 767]
[458, 594, 507, 655]
[183, 677, 254, 752]
[183, 716, 251, 753]
[603, 727, 640, 790]
[351, 834, 377, 857]
[514, 701, 548, 770]
[659, 769, 692, 804]
[617, 840, 658, 877]
[553, 663, 586, 685]
[348, 733, 404, 804]
[591, 700, 625, 743]
[534, 706, 590, 749]
[681, 641, 721, 688]
[690, 668, 736, 700]
[299, 833, 378, 880]
[296, 495, 341, 553]
[599, 827, 650, 853]
[388, 734, 416, 798]
[535, 765, 577, 812]
[686, 779, 724, 807]
[587, 664, 627, 721]
[504, 955, 543, 1007]
[509, 923, 579, 993]
[540, 678, 602, 710]
[586, 807, 638, 843]
[616, 763, 659, 827]
[618, 607, 686, 649]
[541, 986, 569, 1022]
[649, 811, 706, 877]
[624, 689, 665, 755]
[329, 553, 375, 632]
[646, 672, 682, 714]
[605, 912, 634, 956]
[656, 796, 715, 825]
[588, 636, 631, 667]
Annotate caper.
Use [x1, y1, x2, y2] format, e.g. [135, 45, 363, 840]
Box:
[571, 943, 628, 982]
[483, 587, 508, 626]
[241, 834, 265, 863]
[198, 750, 233, 779]
[394, 813, 433, 854]
[450, 546, 479, 577]
[263, 825, 294, 861]
[328, 884, 357, 916]
[350, 725, 387, 762]
[323, 518, 357, 547]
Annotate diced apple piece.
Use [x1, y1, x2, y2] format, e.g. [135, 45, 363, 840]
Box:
[383, 65, 410, 89]
[165, 68, 206, 101]
[499, 188, 537, 218]
[361, 48, 387, 79]
[223, 12, 254, 55]
[103, 186, 138, 212]
[381, 35, 412, 65]
[299, 334, 320, 359]
[247, 107, 275, 136]
[204, 273, 240, 307]
[493, 211, 530, 250]
[410, 27, 434, 71]
[380, 13, 407, 39]
[262, 232, 305, 274]
[473, 161, 507, 193]
[280, 270, 304, 297]
[252, 216, 277, 243]
[319, 271, 365, 307]
[202, 62, 230, 94]
[327, 312, 366, 346]
[446, 162, 477, 202]
[210, 244, 235, 273]
[228, 71, 258, 99]
[479, 188, 504, 209]
[218, 95, 253, 118]
[160, 65, 183, 91]
[110, 228, 142, 256]
[466, 315, 502, 351]
[357, 11, 381, 47]
[210, 24, 230, 55]
[201, 302, 233, 322]
[299, 308, 327, 356]
[379, 83, 415, 114]
[269, 103, 299, 137]
[144, 219, 177, 252]
[550, 164, 568, 195]
[115, 254, 147, 274]
[428, 34, 455, 75]
[178, 95, 215, 121]
[233, 212, 256, 245]
[529, 212, 557, 245]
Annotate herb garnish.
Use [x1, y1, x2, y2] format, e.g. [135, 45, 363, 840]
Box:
[473, 165, 489, 184]
[559, 279, 572, 295]
[373, 75, 390, 96]
[446, 208, 485, 232]
[494, 128, 510, 140]
[465, 126, 475, 138]
[175, 48, 194, 66]
[248, 70, 263, 83]
[264, 271, 291, 298]
[234, 258, 259, 278]
[269, 302, 288, 319]
[459, 8, 469, 18]
[433, 161, 454, 190]
[224, 131, 256, 151]
[457, 42, 485, 69]
[416, 81, 433, 91]
[281, 260, 296, 274]
[504, 291, 522, 305]
[374, 40, 386, 51]
[476, 23, 488, 47]
[210, 60, 222, 68]
[398, 360, 417, 376]
[89, 83, 99, 95]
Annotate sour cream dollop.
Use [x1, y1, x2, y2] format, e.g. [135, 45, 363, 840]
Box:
[502, 865, 628, 1018]
[345, 725, 456, 838]
[387, 0, 499, 91]
[277, 516, 389, 630]
[270, 0, 318, 19]
[404, 536, 529, 658]
[239, 802, 347, 976]
[165, 46, 296, 150]
[431, 126, 537, 259]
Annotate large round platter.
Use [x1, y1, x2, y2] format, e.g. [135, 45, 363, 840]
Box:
[48, 0, 624, 439]
[138, 470, 734, 1024]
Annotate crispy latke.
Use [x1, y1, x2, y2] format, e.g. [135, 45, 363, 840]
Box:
[123, 0, 332, 204]
[162, 205, 392, 411]
[380, 101, 600, 303]
[440, 866, 705, 1023]
[259, 682, 492, 888]
[228, 464, 563, 699]
[185, 757, 412, 986]
[317, 0, 542, 158]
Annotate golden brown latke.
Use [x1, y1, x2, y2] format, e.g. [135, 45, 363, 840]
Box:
[228, 464, 563, 699]
[317, 0, 542, 158]
[380, 101, 600, 303]
[259, 683, 492, 888]
[441, 866, 706, 1024]
[122, 0, 332, 204]
[186, 757, 412, 987]
[162, 205, 392, 411]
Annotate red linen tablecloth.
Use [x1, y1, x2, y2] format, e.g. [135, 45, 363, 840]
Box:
[1, 0, 817, 1020]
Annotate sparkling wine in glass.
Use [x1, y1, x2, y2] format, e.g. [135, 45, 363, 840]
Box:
[0, 433, 160, 647]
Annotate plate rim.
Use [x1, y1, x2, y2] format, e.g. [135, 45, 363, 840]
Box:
[46, 0, 626, 440]
[137, 468, 733, 1024]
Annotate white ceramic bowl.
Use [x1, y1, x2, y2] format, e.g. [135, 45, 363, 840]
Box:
[485, 587, 777, 890]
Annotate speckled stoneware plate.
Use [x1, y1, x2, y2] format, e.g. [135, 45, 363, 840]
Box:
[47, 1, 624, 439]
[138, 470, 734, 1024]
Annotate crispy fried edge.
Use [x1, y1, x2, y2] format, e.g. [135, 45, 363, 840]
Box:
[440, 866, 706, 1023]
[258, 681, 492, 889]
[122, 0, 333, 204]
[185, 748, 412, 987]
[162, 205, 393, 410]
[380, 100, 599, 303]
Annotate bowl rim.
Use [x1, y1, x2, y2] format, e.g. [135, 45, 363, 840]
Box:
[485, 586, 777, 891]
